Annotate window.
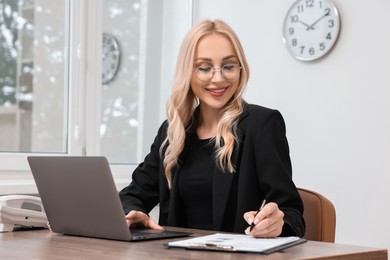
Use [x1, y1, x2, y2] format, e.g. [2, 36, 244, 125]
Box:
[0, 0, 193, 195]
[0, 0, 68, 153]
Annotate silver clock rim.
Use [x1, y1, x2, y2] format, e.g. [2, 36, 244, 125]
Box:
[282, 0, 341, 62]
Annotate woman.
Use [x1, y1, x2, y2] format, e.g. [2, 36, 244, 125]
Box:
[119, 19, 305, 238]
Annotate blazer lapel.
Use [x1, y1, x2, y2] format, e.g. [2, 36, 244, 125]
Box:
[212, 166, 234, 230]
[212, 106, 248, 230]
[166, 134, 192, 227]
[212, 135, 243, 230]
[167, 166, 180, 226]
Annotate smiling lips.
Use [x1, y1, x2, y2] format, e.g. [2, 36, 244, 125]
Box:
[206, 87, 229, 97]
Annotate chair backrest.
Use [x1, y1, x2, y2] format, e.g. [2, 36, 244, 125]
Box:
[298, 188, 336, 242]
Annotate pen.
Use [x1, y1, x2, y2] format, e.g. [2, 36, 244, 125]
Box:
[249, 199, 266, 232]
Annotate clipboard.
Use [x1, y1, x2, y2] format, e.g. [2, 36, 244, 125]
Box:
[167, 233, 307, 254]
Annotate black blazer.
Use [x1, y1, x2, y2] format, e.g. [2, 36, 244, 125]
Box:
[119, 104, 305, 237]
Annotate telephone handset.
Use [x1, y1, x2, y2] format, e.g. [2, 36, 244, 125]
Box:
[0, 195, 48, 232]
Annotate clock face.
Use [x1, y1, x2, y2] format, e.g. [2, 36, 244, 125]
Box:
[283, 0, 340, 61]
[102, 33, 120, 84]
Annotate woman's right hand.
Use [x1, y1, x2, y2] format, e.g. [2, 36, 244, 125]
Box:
[125, 210, 164, 230]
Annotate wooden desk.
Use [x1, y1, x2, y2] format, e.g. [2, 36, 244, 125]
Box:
[0, 228, 387, 259]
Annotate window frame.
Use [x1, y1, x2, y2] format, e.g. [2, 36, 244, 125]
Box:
[0, 0, 194, 195]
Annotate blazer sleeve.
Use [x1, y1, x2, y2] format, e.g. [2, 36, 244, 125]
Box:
[118, 121, 167, 215]
[254, 110, 305, 237]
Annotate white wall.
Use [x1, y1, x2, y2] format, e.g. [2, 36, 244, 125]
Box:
[194, 0, 390, 250]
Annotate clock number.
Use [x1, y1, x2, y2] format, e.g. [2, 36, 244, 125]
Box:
[297, 5, 304, 13]
[319, 1, 323, 8]
[292, 39, 298, 46]
[328, 19, 334, 28]
[309, 48, 315, 55]
[325, 8, 331, 16]
[319, 43, 325, 51]
[300, 46, 305, 54]
[306, 0, 314, 7]
[291, 15, 299, 23]
[326, 32, 332, 40]
[289, 27, 295, 35]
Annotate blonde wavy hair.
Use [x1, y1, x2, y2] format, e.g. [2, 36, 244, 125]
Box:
[161, 19, 250, 187]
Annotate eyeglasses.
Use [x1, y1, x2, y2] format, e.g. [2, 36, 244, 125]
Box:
[194, 64, 242, 82]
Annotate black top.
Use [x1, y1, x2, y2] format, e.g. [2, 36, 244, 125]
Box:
[177, 136, 215, 230]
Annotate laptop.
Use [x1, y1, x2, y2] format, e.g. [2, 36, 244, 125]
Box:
[27, 156, 191, 241]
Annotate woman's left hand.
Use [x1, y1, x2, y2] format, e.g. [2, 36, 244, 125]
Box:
[243, 202, 284, 238]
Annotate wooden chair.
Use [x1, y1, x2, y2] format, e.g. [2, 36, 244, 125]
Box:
[298, 188, 336, 242]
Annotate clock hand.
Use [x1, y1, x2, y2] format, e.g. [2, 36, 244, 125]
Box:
[308, 12, 330, 30]
[298, 20, 314, 30]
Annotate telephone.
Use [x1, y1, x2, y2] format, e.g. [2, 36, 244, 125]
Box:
[0, 195, 48, 232]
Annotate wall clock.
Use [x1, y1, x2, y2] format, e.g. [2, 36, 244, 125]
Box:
[282, 0, 341, 61]
[102, 33, 121, 84]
